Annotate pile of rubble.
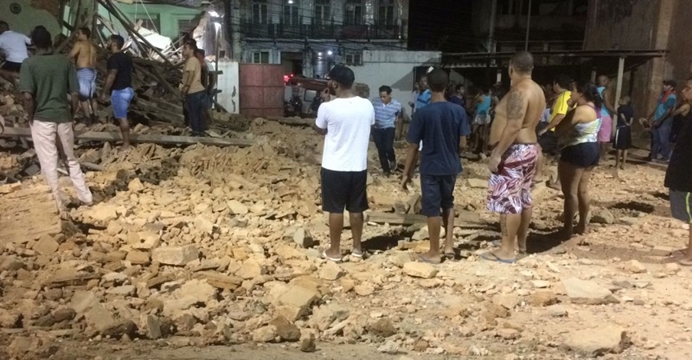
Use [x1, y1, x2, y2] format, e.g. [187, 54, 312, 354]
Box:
[1, 118, 691, 359]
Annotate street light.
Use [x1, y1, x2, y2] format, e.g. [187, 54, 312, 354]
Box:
[327, 50, 333, 56]
[208, 10, 220, 18]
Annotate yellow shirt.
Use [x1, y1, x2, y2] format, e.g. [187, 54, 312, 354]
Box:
[181, 57, 205, 94]
[549, 90, 572, 131]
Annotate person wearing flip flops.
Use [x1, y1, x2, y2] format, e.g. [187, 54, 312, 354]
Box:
[665, 78, 692, 266]
[482, 52, 546, 264]
[401, 69, 470, 264]
[314, 65, 375, 262]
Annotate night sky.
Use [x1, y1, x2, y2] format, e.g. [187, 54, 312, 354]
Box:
[408, 0, 475, 52]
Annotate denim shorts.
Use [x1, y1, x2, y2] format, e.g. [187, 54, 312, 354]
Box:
[420, 174, 457, 217]
[111, 87, 134, 119]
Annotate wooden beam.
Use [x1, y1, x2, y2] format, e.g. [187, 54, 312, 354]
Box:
[613, 56, 625, 136]
[97, 0, 175, 68]
[366, 211, 489, 228]
[0, 127, 253, 147]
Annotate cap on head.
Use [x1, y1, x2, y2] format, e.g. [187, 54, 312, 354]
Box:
[327, 65, 355, 88]
[510, 51, 534, 74]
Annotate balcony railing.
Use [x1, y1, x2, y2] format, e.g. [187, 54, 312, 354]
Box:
[240, 20, 405, 40]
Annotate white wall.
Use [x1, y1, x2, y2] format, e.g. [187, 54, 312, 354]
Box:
[351, 50, 440, 115]
[217, 59, 240, 114]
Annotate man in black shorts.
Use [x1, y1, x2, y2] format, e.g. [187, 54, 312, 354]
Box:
[665, 77, 692, 266]
[402, 69, 471, 263]
[314, 65, 375, 261]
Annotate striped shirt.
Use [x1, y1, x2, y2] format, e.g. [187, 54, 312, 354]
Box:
[371, 98, 402, 128]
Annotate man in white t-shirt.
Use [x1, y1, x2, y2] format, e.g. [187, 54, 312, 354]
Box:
[0, 21, 31, 83]
[314, 65, 375, 262]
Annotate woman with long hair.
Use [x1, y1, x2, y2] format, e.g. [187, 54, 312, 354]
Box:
[555, 81, 602, 240]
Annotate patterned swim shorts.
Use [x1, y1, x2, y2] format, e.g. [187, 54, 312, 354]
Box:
[487, 144, 539, 214]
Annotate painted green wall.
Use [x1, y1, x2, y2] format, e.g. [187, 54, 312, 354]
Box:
[99, 3, 202, 39]
[0, 0, 60, 37]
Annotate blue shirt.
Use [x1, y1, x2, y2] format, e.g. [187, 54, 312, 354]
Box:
[407, 101, 471, 176]
[371, 98, 402, 128]
[415, 89, 431, 111]
[654, 92, 677, 122]
[475, 94, 491, 115]
[596, 86, 611, 118]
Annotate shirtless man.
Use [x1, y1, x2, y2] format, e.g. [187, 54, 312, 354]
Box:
[482, 51, 546, 263]
[69, 27, 98, 124]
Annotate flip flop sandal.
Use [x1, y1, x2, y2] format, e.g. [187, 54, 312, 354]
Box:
[350, 250, 368, 259]
[444, 252, 458, 262]
[321, 249, 342, 263]
[410, 253, 441, 264]
[678, 259, 692, 267]
[480, 252, 516, 264]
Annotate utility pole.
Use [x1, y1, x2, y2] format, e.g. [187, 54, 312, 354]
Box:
[524, 0, 532, 51]
[486, 0, 497, 85]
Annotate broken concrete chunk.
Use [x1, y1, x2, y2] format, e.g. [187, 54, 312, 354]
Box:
[252, 325, 278, 343]
[562, 278, 618, 305]
[227, 200, 249, 215]
[563, 326, 628, 356]
[34, 235, 59, 255]
[293, 227, 316, 248]
[402, 262, 438, 279]
[269, 316, 301, 342]
[152, 245, 198, 266]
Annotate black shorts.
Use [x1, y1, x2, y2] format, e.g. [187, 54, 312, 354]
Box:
[321, 168, 368, 213]
[561, 142, 599, 168]
[420, 174, 457, 217]
[1, 61, 21, 72]
[670, 190, 692, 223]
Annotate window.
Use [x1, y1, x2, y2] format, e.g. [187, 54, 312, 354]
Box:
[283, 1, 300, 25]
[345, 53, 362, 66]
[136, 16, 160, 32]
[344, 0, 363, 25]
[315, 0, 331, 25]
[253, 0, 268, 24]
[178, 19, 196, 40]
[253, 51, 270, 63]
[378, 0, 394, 26]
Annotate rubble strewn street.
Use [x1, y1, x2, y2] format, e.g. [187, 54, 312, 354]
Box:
[0, 116, 690, 360]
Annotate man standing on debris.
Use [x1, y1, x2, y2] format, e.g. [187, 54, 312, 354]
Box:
[666, 78, 692, 266]
[69, 27, 98, 125]
[102, 35, 133, 150]
[371, 85, 403, 176]
[0, 21, 31, 84]
[19, 26, 92, 217]
[314, 65, 374, 261]
[401, 69, 470, 264]
[482, 51, 546, 264]
[181, 41, 207, 136]
[194, 48, 215, 129]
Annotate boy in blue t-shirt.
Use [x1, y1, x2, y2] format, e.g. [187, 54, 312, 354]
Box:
[401, 69, 471, 264]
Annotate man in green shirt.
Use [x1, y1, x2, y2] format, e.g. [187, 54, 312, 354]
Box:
[19, 26, 92, 217]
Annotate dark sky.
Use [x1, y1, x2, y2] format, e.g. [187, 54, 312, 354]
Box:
[408, 0, 475, 52]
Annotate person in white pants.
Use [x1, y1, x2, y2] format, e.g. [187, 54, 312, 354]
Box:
[19, 26, 92, 217]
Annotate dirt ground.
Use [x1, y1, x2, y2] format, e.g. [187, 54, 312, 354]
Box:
[0, 120, 690, 360]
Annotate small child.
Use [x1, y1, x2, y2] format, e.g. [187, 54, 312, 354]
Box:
[615, 96, 634, 170]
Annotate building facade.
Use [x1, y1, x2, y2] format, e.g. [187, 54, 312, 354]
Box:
[231, 0, 409, 77]
[472, 0, 587, 53]
[584, 0, 690, 121]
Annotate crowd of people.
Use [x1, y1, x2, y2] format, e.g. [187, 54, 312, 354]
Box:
[0, 23, 216, 218]
[1, 21, 690, 266]
[312, 52, 692, 266]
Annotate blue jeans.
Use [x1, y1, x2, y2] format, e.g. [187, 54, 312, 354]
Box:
[185, 90, 206, 135]
[652, 119, 672, 160]
[111, 87, 134, 119]
[372, 127, 396, 173]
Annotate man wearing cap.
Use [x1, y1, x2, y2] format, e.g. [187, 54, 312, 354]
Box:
[314, 65, 375, 262]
